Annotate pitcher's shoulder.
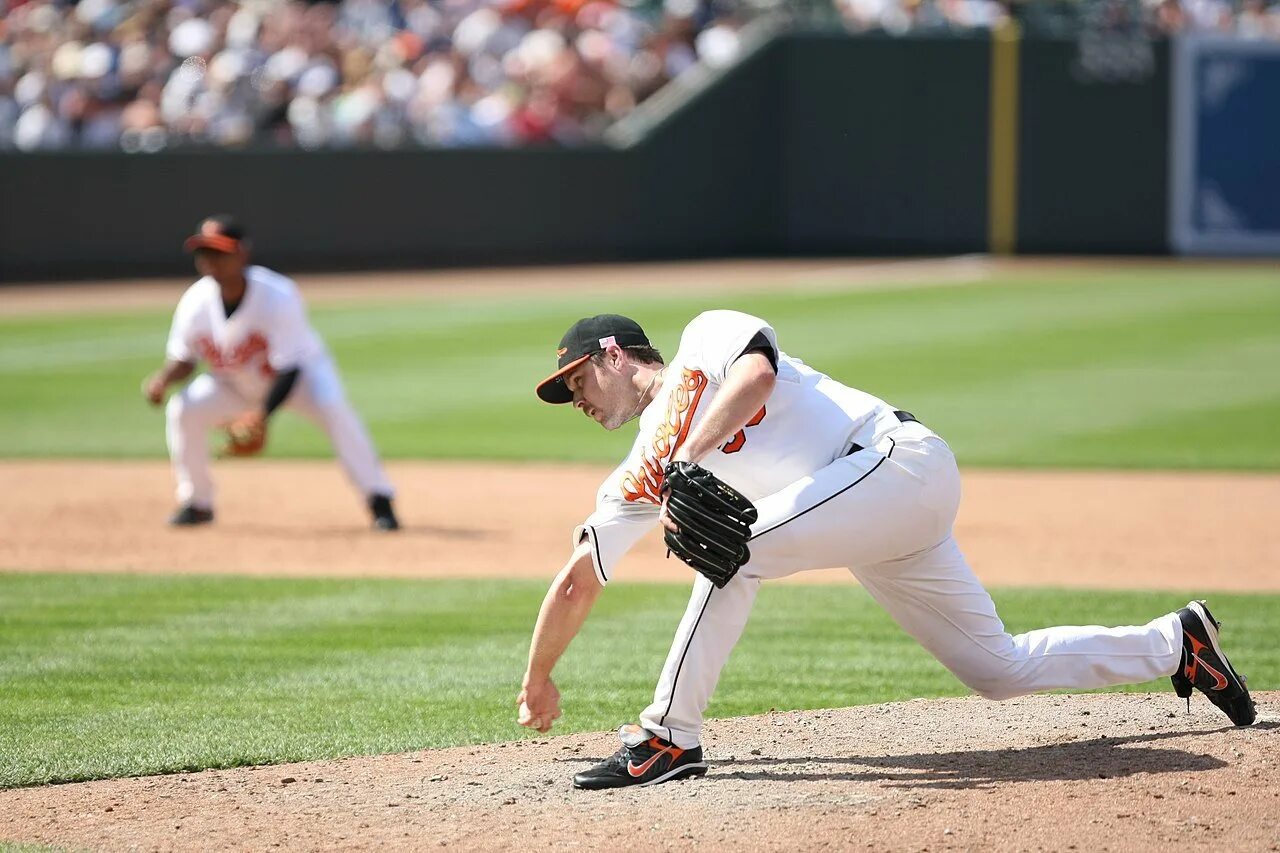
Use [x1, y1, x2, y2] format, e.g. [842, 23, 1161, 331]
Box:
[685, 309, 770, 333]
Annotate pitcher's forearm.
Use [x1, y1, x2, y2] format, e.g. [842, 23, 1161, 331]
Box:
[676, 354, 775, 463]
[526, 567, 600, 681]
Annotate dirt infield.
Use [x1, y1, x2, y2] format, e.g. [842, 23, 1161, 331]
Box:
[2, 693, 1276, 851]
[2, 460, 1277, 590]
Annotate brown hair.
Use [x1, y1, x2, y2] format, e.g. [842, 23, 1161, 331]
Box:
[592, 345, 664, 367]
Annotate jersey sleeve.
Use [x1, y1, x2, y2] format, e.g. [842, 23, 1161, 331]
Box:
[164, 290, 197, 363]
[683, 310, 779, 384]
[573, 461, 661, 586]
[266, 283, 313, 371]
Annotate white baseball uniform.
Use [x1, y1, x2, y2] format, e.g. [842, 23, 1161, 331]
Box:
[163, 265, 393, 509]
[577, 310, 1182, 749]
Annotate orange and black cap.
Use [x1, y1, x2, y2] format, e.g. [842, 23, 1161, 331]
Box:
[535, 314, 650, 404]
[183, 214, 248, 254]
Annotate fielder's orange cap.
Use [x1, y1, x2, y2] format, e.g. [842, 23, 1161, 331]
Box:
[183, 215, 247, 254]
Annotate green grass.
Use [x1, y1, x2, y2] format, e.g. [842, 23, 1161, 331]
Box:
[1, 572, 1275, 790]
[0, 266, 1278, 468]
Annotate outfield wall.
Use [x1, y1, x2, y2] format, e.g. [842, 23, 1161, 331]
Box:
[1017, 38, 1170, 254]
[0, 33, 1177, 281]
[782, 34, 992, 255]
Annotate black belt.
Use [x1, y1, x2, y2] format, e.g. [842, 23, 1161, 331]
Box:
[844, 410, 921, 456]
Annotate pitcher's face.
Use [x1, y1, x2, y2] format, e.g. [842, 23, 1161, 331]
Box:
[565, 350, 635, 431]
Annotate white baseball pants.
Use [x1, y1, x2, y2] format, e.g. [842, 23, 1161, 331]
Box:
[165, 356, 394, 509]
[640, 421, 1183, 749]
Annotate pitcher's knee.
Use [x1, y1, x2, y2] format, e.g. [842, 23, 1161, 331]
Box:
[972, 682, 1024, 701]
[950, 659, 1027, 701]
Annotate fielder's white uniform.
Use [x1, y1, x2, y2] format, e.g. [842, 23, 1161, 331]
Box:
[164, 265, 394, 509]
[577, 310, 1182, 749]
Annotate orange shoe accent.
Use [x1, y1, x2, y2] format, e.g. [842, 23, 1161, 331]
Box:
[626, 739, 684, 778]
[1184, 633, 1229, 691]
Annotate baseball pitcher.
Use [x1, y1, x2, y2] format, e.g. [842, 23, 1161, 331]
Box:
[141, 215, 399, 531]
[516, 311, 1255, 789]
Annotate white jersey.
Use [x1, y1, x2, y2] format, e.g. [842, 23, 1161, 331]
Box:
[165, 265, 325, 401]
[576, 309, 906, 585]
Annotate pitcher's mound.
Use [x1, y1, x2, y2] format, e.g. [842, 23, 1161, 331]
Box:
[2, 692, 1275, 851]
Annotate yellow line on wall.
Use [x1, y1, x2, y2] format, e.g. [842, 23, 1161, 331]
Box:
[988, 19, 1021, 255]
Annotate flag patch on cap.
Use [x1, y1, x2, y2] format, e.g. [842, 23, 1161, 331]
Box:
[599, 336, 617, 348]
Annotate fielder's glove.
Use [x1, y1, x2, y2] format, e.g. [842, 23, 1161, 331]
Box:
[661, 461, 758, 589]
[222, 411, 267, 457]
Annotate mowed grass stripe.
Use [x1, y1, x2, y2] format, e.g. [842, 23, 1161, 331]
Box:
[1054, 396, 1280, 470]
[0, 266, 1276, 467]
[917, 338, 1280, 468]
[1, 268, 1272, 368]
[1, 572, 1277, 789]
[769, 270, 1277, 363]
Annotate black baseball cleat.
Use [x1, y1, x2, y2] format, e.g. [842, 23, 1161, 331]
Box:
[168, 505, 214, 526]
[573, 725, 707, 790]
[369, 494, 400, 531]
[1171, 600, 1256, 726]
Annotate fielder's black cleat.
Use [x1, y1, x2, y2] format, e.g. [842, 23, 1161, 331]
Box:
[573, 725, 707, 790]
[1171, 600, 1256, 726]
[168, 505, 214, 526]
[369, 494, 400, 531]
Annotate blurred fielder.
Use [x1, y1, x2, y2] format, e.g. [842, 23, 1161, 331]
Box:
[142, 215, 399, 531]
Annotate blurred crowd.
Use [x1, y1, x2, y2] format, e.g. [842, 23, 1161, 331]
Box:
[2, 0, 1278, 151]
[0, 0, 766, 150]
